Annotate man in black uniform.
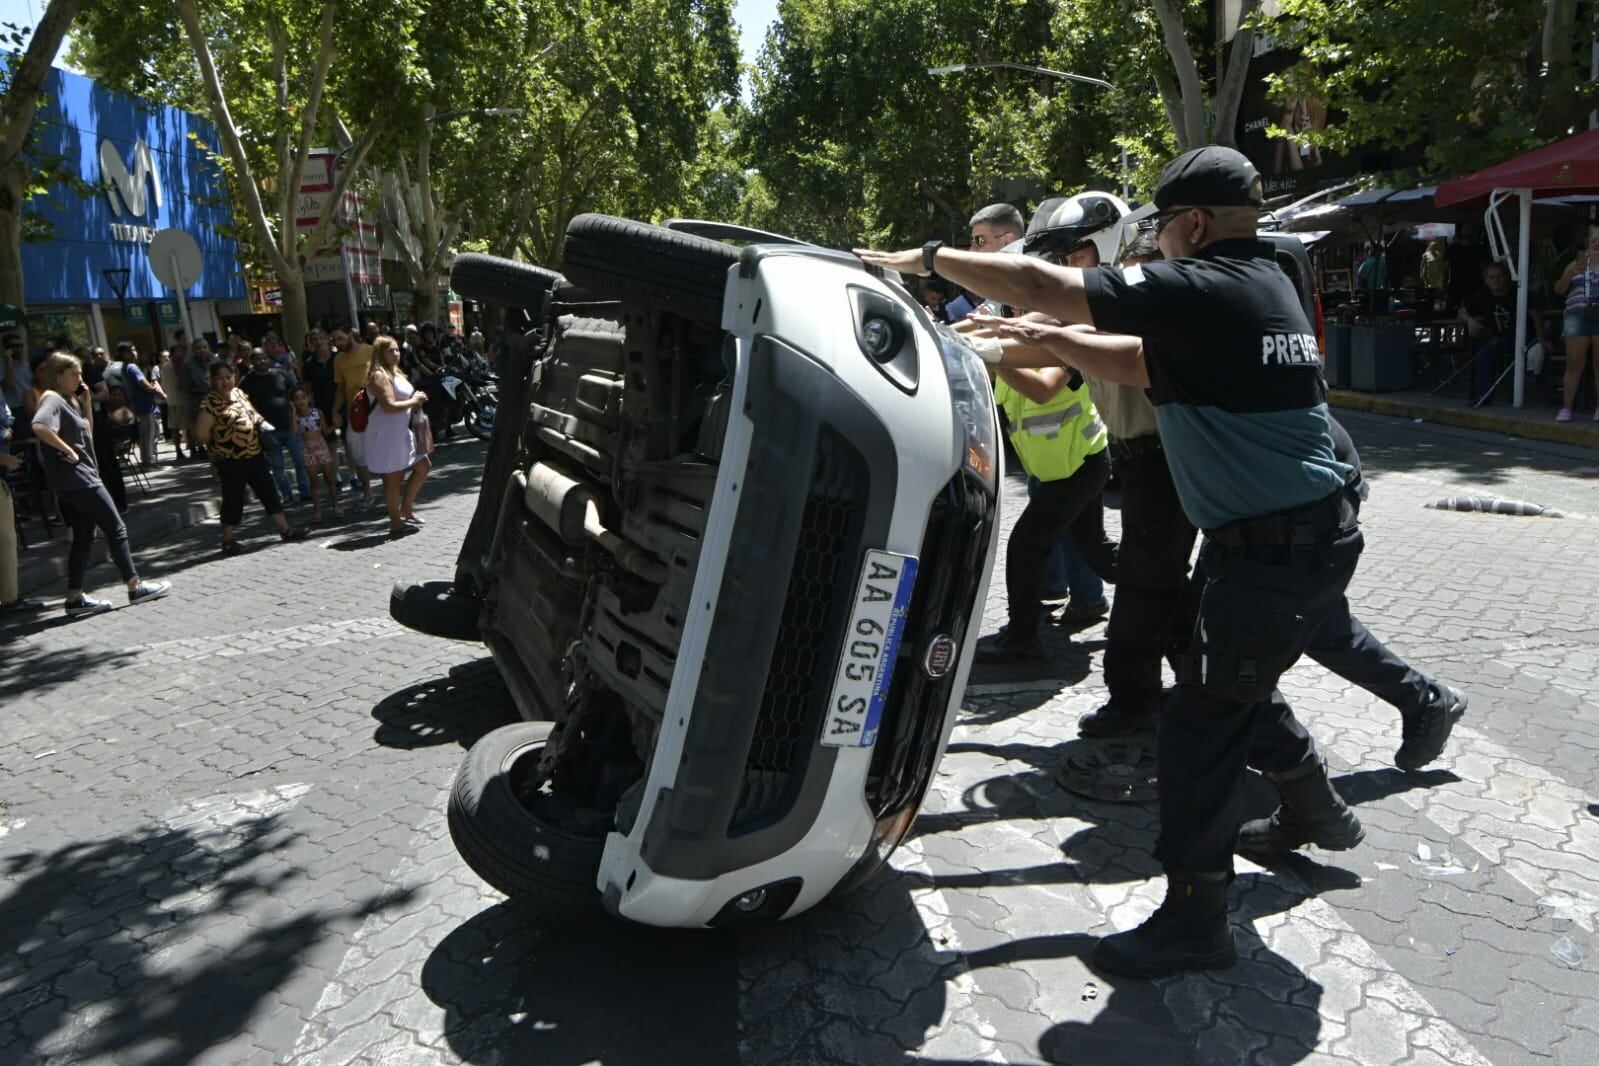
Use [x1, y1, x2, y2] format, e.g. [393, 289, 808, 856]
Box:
[858, 146, 1375, 978]
[1051, 223, 1468, 778]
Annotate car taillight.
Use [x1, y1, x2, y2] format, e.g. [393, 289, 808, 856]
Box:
[1314, 289, 1326, 354]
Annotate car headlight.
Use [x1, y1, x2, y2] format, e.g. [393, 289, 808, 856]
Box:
[934, 326, 999, 488]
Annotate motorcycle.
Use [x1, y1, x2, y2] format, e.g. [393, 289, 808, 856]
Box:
[437, 353, 497, 441]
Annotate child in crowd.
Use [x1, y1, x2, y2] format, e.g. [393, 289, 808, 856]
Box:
[292, 386, 341, 521]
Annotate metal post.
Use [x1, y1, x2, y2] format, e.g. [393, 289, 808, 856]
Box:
[341, 242, 360, 327]
[1512, 189, 1531, 408]
[170, 251, 197, 355]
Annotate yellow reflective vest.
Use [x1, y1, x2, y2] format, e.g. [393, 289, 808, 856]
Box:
[993, 375, 1108, 483]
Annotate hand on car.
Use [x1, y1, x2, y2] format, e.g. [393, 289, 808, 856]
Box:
[852, 247, 923, 275]
[965, 313, 1062, 347]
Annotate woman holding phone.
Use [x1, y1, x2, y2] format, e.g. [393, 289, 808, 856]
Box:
[29, 352, 170, 617]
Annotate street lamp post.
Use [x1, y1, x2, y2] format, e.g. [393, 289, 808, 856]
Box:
[929, 61, 1130, 201]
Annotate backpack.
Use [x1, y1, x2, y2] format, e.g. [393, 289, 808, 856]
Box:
[349, 387, 371, 432]
[103, 361, 127, 393]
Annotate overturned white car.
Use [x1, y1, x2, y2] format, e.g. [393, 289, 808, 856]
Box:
[391, 215, 1001, 926]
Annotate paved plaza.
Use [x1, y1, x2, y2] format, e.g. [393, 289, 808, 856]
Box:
[2, 410, 1596, 1065]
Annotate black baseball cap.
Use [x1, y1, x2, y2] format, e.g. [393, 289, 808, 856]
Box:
[1153, 146, 1264, 210]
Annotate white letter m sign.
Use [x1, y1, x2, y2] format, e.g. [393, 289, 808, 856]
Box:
[99, 138, 164, 219]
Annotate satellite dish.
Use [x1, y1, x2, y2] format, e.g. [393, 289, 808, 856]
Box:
[149, 228, 203, 290]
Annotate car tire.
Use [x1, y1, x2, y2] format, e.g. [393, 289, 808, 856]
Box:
[448, 722, 606, 909]
[560, 213, 740, 323]
[450, 253, 564, 311]
[389, 579, 481, 641]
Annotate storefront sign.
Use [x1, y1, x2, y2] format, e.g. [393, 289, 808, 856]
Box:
[156, 300, 181, 325]
[20, 67, 245, 305]
[126, 303, 150, 325]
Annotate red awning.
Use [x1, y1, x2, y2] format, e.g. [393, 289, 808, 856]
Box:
[1434, 128, 1599, 206]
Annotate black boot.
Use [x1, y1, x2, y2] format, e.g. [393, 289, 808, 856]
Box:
[1395, 682, 1467, 772]
[1077, 701, 1156, 738]
[974, 625, 1044, 664]
[1092, 871, 1236, 978]
[1238, 754, 1364, 854]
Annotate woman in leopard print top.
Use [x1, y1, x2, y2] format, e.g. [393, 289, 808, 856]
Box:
[194, 362, 306, 555]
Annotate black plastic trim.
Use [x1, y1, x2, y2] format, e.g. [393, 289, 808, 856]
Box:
[663, 219, 811, 247]
[866, 470, 997, 818]
[639, 335, 900, 880]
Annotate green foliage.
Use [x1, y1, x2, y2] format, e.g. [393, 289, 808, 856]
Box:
[1266, 0, 1594, 180]
[739, 0, 1188, 248]
[458, 0, 741, 265]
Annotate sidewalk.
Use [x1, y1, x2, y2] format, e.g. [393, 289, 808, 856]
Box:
[13, 456, 223, 599]
[1330, 387, 1599, 449]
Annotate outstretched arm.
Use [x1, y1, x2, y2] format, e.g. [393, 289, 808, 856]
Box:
[970, 315, 1149, 387]
[853, 246, 1096, 326]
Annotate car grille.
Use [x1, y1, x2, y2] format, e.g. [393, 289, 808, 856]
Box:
[866, 470, 996, 816]
[729, 429, 866, 832]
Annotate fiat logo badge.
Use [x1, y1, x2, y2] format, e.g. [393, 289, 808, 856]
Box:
[924, 635, 958, 678]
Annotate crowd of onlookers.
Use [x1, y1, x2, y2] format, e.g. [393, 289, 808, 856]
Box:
[1, 319, 498, 618]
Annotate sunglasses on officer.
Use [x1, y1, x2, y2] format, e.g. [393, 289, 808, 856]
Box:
[1153, 206, 1216, 235]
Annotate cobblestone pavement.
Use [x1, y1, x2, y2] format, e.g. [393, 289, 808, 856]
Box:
[2, 412, 1595, 1065]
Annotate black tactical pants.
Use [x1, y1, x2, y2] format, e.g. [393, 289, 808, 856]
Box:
[1155, 495, 1363, 875]
[1101, 442, 1197, 716]
[1006, 450, 1118, 636]
[1305, 600, 1431, 715]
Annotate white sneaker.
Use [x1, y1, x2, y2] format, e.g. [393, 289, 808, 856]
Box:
[128, 580, 171, 606]
[65, 596, 114, 618]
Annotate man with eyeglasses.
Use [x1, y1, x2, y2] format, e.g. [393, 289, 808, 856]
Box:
[858, 146, 1372, 979]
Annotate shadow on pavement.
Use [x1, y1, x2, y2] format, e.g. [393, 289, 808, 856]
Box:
[1333, 765, 1462, 805]
[421, 902, 742, 1066]
[0, 638, 134, 701]
[371, 657, 520, 750]
[961, 637, 1100, 723]
[0, 812, 414, 1065]
[1339, 408, 1599, 490]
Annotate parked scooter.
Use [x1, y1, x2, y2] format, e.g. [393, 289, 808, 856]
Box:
[438, 350, 497, 441]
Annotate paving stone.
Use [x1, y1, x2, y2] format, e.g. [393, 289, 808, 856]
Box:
[5, 423, 1598, 1065]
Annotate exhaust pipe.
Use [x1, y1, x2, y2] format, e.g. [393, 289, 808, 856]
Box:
[524, 463, 669, 583]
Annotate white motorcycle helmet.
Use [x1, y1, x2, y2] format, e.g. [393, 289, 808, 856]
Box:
[1025, 191, 1135, 266]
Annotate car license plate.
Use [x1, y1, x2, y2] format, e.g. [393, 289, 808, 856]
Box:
[820, 550, 918, 749]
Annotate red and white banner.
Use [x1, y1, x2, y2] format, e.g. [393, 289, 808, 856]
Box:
[296, 151, 380, 286]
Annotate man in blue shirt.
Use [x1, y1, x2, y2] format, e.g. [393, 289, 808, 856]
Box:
[113, 346, 163, 468]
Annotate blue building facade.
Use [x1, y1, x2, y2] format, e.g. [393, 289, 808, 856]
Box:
[20, 66, 245, 347]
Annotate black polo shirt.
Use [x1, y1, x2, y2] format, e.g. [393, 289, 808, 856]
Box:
[1081, 237, 1350, 530]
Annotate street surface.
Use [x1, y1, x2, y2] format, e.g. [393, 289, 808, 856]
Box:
[2, 410, 1596, 1065]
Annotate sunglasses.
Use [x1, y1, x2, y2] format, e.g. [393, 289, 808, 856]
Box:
[1154, 206, 1215, 235]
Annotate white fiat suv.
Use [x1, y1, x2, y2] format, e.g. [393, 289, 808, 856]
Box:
[391, 215, 1001, 927]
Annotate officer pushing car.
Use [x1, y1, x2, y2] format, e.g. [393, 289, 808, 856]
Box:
[858, 146, 1377, 978]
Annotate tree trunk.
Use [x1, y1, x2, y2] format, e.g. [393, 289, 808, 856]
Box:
[415, 283, 439, 326]
[0, 163, 25, 312]
[1212, 1, 1262, 148]
[0, 0, 86, 332]
[1148, 0, 1209, 148]
[278, 274, 310, 355]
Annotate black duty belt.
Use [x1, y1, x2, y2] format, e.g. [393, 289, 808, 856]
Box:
[1107, 433, 1163, 462]
[1205, 487, 1357, 554]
